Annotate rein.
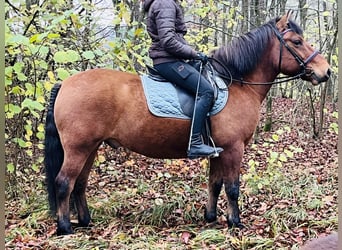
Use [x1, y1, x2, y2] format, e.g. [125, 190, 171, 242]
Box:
[210, 57, 305, 86]
[211, 25, 320, 86]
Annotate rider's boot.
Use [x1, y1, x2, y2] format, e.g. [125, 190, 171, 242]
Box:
[187, 93, 223, 159]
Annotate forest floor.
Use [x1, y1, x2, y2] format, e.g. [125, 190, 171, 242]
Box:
[5, 97, 338, 250]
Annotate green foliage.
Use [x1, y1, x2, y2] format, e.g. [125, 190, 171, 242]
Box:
[329, 112, 338, 134]
[184, 0, 240, 53]
[242, 129, 304, 195]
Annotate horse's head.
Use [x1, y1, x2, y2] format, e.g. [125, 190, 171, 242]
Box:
[274, 11, 331, 85]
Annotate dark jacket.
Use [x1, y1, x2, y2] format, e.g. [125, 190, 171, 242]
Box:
[143, 0, 198, 65]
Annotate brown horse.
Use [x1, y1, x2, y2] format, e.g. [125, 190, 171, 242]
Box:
[45, 12, 331, 235]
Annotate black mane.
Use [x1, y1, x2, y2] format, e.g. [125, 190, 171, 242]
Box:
[211, 18, 303, 80]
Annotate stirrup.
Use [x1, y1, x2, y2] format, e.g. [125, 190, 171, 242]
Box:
[187, 145, 223, 159]
[187, 150, 223, 159]
[208, 136, 223, 158]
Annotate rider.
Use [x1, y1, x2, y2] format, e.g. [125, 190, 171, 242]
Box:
[143, 0, 223, 159]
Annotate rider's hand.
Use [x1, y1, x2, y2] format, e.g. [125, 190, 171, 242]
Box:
[196, 52, 208, 65]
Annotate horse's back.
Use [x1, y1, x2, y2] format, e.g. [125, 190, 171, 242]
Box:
[54, 69, 144, 142]
[56, 68, 141, 107]
[59, 69, 139, 95]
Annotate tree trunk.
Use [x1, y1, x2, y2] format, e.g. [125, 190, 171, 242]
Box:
[263, 88, 275, 132]
[298, 0, 308, 30]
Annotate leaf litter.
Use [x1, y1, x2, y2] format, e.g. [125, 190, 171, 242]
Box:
[5, 98, 337, 249]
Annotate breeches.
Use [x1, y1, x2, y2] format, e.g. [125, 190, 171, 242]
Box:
[154, 61, 214, 100]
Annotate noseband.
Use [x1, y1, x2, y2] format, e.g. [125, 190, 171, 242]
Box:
[272, 26, 320, 76]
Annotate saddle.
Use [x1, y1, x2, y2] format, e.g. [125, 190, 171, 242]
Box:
[142, 62, 229, 120]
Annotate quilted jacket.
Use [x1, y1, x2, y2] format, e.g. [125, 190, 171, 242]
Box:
[143, 0, 198, 65]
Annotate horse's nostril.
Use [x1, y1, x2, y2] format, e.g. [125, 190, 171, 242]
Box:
[327, 68, 332, 77]
[322, 68, 332, 81]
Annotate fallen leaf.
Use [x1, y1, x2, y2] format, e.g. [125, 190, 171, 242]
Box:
[180, 231, 191, 244]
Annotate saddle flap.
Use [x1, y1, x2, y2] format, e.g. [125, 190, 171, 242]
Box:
[141, 74, 229, 120]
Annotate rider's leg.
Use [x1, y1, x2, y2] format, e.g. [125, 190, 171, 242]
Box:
[154, 61, 223, 158]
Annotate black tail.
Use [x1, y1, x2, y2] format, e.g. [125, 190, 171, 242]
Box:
[44, 83, 63, 215]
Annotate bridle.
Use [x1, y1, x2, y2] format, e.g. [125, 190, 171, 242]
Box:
[272, 26, 320, 78]
[210, 25, 320, 86]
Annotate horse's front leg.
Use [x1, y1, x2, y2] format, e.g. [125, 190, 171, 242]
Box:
[224, 178, 242, 228]
[205, 146, 244, 228]
[223, 146, 244, 228]
[204, 158, 223, 223]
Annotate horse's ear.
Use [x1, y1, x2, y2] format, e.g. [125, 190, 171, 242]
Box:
[276, 10, 293, 31]
[286, 10, 294, 23]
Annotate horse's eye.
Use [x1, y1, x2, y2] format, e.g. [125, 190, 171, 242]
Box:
[292, 40, 302, 46]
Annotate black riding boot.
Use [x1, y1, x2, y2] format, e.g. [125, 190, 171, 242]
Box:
[187, 93, 223, 159]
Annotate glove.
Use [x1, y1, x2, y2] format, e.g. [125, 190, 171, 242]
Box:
[196, 52, 208, 65]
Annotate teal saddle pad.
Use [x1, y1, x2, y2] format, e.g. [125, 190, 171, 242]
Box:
[141, 74, 228, 119]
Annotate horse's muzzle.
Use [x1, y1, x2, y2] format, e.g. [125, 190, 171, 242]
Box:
[304, 67, 331, 85]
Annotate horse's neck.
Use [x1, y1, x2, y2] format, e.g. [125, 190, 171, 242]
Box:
[239, 84, 272, 105]
[242, 63, 278, 102]
[245, 82, 273, 103]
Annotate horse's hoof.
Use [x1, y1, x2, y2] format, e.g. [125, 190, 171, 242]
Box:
[57, 228, 74, 236]
[227, 218, 244, 229]
[204, 208, 217, 223]
[56, 222, 74, 236]
[78, 217, 91, 228]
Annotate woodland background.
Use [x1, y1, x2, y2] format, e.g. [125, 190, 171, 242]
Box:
[5, 0, 338, 249]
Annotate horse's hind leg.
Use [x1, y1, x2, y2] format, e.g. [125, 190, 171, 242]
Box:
[55, 148, 95, 235]
[73, 150, 97, 228]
